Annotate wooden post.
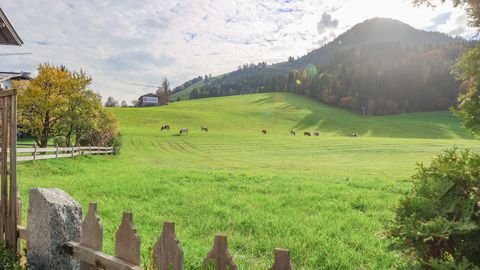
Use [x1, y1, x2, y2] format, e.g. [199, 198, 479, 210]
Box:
[203, 235, 237, 270]
[89, 145, 91, 155]
[55, 144, 59, 158]
[33, 144, 37, 161]
[115, 212, 140, 266]
[16, 186, 21, 252]
[153, 221, 184, 270]
[269, 248, 294, 270]
[7, 93, 18, 251]
[1, 96, 8, 243]
[80, 203, 103, 270]
[71, 146, 74, 158]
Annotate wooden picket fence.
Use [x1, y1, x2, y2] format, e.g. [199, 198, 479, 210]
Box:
[17, 202, 295, 270]
[2, 145, 114, 162]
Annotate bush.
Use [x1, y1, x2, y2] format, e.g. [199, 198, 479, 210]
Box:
[109, 132, 122, 155]
[53, 136, 67, 147]
[0, 244, 32, 270]
[389, 148, 480, 268]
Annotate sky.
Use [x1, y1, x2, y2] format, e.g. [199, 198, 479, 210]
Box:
[0, 0, 477, 103]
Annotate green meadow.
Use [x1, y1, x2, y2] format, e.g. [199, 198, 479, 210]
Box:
[18, 93, 480, 269]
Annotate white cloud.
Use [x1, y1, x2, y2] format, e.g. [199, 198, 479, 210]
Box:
[0, 0, 476, 102]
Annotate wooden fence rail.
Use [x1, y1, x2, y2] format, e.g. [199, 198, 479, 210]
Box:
[0, 145, 114, 162]
[18, 200, 295, 270]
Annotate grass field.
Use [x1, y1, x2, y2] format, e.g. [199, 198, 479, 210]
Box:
[18, 93, 479, 269]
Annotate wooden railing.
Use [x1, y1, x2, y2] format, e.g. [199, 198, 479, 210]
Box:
[0, 145, 114, 162]
[63, 203, 294, 270]
[18, 201, 295, 270]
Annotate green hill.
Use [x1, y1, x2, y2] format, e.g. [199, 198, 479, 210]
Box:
[18, 93, 479, 269]
[122, 93, 472, 139]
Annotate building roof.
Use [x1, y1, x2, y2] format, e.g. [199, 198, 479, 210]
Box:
[0, 72, 31, 83]
[0, 8, 23, 46]
[139, 93, 159, 98]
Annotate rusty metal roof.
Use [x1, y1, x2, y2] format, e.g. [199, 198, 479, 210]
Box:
[0, 8, 23, 46]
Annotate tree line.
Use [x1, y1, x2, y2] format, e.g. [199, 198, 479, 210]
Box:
[190, 42, 473, 115]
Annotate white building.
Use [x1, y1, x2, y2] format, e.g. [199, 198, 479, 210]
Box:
[0, 72, 31, 90]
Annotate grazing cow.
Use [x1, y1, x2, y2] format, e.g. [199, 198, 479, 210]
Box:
[349, 132, 357, 137]
[161, 124, 170, 131]
[290, 130, 296, 136]
[304, 131, 311, 136]
[201, 126, 208, 132]
[262, 129, 267, 134]
[314, 131, 320, 136]
[179, 128, 189, 135]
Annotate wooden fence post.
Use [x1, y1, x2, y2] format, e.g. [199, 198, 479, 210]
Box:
[89, 145, 91, 155]
[153, 221, 184, 270]
[203, 234, 237, 270]
[33, 144, 37, 161]
[80, 203, 103, 270]
[55, 144, 59, 158]
[71, 146, 74, 158]
[115, 212, 141, 266]
[269, 248, 294, 270]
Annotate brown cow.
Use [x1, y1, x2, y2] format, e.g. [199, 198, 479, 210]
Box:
[304, 131, 311, 136]
[262, 129, 267, 134]
[314, 131, 320, 136]
[201, 126, 208, 132]
[290, 130, 296, 136]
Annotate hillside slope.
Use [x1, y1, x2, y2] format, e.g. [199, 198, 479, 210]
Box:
[116, 93, 472, 139]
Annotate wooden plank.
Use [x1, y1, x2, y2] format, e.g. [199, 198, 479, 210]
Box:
[0, 89, 16, 98]
[203, 235, 237, 270]
[152, 222, 184, 270]
[33, 154, 60, 160]
[80, 203, 103, 270]
[115, 213, 140, 266]
[63, 241, 143, 270]
[7, 94, 18, 251]
[269, 248, 294, 270]
[16, 186, 21, 251]
[0, 97, 8, 243]
[14, 148, 35, 153]
[34, 147, 57, 153]
[16, 225, 27, 240]
[16, 156, 33, 162]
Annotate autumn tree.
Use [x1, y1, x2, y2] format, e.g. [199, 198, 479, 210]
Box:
[17, 63, 120, 148]
[18, 64, 71, 147]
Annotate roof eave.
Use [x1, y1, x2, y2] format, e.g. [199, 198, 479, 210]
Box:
[0, 8, 23, 46]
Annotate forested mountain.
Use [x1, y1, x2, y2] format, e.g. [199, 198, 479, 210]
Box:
[176, 18, 475, 115]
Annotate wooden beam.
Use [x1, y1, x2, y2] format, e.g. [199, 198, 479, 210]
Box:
[16, 225, 27, 240]
[63, 241, 143, 270]
[0, 89, 17, 98]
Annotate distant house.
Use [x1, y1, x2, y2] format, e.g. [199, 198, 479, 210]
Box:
[0, 72, 31, 90]
[137, 93, 161, 107]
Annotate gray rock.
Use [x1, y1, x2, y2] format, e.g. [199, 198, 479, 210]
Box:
[27, 188, 82, 270]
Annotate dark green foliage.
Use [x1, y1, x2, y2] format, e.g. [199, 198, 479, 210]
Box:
[53, 136, 67, 147]
[389, 148, 480, 268]
[110, 132, 122, 155]
[452, 46, 480, 134]
[0, 244, 31, 270]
